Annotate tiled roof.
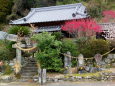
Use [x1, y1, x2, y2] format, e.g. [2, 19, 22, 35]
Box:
[10, 3, 88, 25]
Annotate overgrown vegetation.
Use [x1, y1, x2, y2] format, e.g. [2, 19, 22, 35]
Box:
[76, 38, 110, 58]
[51, 32, 63, 40]
[61, 39, 78, 56]
[3, 64, 13, 75]
[0, 40, 15, 61]
[0, 0, 13, 23]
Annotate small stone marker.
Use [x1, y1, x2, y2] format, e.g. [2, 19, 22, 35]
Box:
[78, 54, 84, 67]
[64, 51, 72, 74]
[38, 69, 47, 85]
[94, 54, 102, 65]
[64, 51, 71, 67]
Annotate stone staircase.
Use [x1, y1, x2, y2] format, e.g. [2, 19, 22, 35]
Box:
[21, 58, 38, 81]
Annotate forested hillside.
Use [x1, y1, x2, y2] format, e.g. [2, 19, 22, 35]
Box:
[0, 0, 115, 25]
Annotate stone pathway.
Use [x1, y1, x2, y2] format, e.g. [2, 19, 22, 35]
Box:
[0, 82, 38, 86]
[44, 81, 115, 86]
[1, 81, 115, 86]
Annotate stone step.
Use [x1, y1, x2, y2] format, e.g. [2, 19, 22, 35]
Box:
[25, 62, 37, 65]
[21, 71, 37, 74]
[20, 58, 38, 80]
[22, 68, 38, 70]
[24, 66, 38, 68]
[25, 64, 37, 67]
[20, 79, 33, 82]
[21, 75, 33, 78]
[22, 70, 38, 73]
[23, 67, 38, 70]
[26, 62, 36, 64]
[28, 61, 37, 63]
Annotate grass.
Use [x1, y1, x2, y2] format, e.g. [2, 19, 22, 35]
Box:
[65, 70, 112, 78]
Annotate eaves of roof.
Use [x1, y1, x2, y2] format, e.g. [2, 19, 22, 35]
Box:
[10, 3, 88, 25]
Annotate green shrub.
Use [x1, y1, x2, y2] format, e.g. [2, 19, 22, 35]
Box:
[0, 40, 15, 61]
[51, 32, 63, 40]
[32, 32, 63, 72]
[0, 24, 5, 31]
[3, 64, 13, 75]
[61, 39, 79, 67]
[62, 39, 79, 56]
[8, 26, 30, 37]
[76, 38, 110, 58]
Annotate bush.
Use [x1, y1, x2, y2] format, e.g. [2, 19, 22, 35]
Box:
[8, 26, 30, 37]
[0, 40, 15, 61]
[62, 39, 79, 56]
[0, 24, 5, 31]
[32, 32, 63, 72]
[3, 64, 13, 75]
[76, 38, 110, 58]
[61, 39, 79, 67]
[51, 32, 63, 40]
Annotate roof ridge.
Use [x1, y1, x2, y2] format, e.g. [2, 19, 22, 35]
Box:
[9, 3, 88, 25]
[31, 3, 82, 12]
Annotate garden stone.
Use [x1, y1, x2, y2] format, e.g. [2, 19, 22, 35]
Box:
[89, 67, 98, 73]
[112, 63, 115, 67]
[113, 54, 115, 59]
[77, 76, 82, 80]
[70, 76, 76, 81]
[107, 54, 114, 59]
[111, 59, 115, 62]
[78, 54, 84, 67]
[100, 61, 106, 65]
[94, 54, 102, 65]
[104, 58, 111, 64]
[33, 75, 38, 82]
[54, 78, 58, 82]
[64, 51, 72, 74]
[58, 79, 64, 82]
[64, 51, 71, 68]
[86, 76, 91, 79]
[55, 75, 64, 79]
[85, 66, 90, 72]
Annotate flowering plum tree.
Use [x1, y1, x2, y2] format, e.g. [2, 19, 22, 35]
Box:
[102, 10, 115, 22]
[61, 19, 101, 38]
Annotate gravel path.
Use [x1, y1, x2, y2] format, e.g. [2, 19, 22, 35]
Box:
[44, 81, 115, 86]
[1, 81, 115, 86]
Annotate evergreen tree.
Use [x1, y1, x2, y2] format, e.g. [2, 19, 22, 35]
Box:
[0, 0, 13, 23]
